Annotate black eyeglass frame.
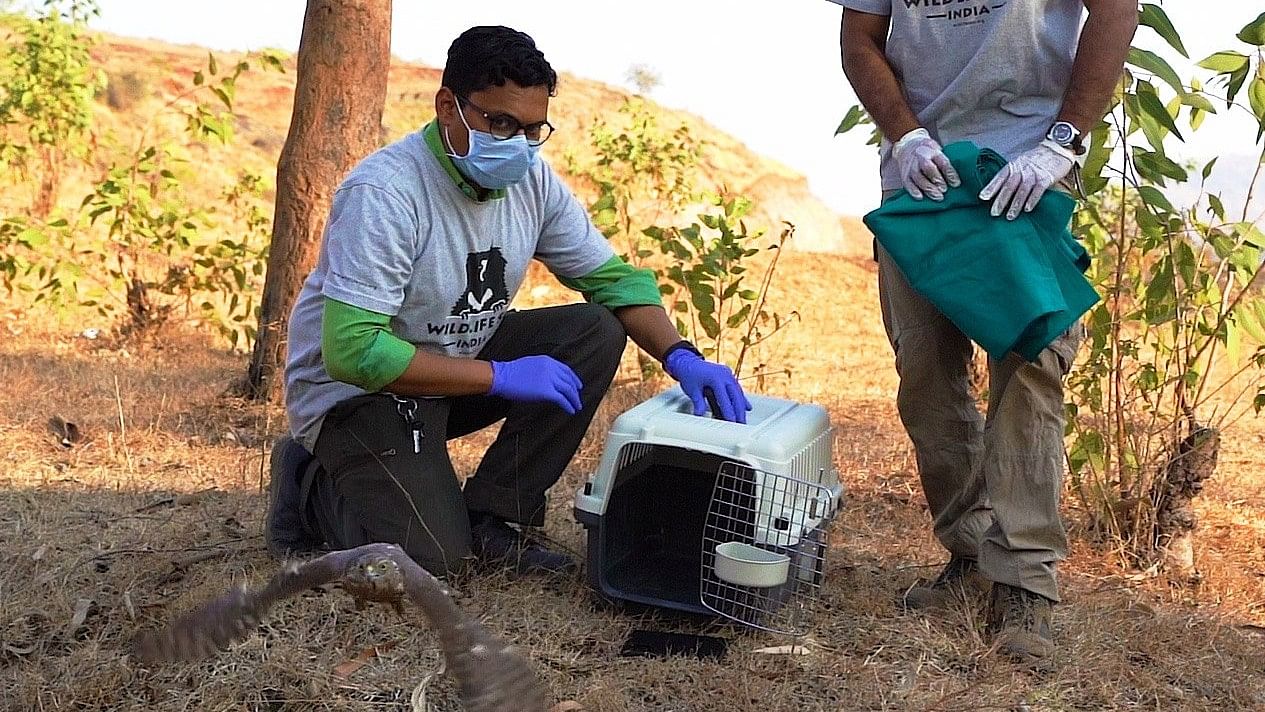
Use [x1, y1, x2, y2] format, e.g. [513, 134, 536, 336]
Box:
[458, 95, 554, 146]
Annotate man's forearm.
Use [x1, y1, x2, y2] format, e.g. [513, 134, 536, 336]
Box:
[383, 349, 494, 397]
[613, 305, 684, 362]
[840, 10, 920, 141]
[1057, 0, 1139, 133]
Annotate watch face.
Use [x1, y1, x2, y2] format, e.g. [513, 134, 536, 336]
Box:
[1049, 122, 1076, 145]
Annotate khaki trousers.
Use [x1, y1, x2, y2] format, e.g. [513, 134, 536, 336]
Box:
[876, 243, 1082, 602]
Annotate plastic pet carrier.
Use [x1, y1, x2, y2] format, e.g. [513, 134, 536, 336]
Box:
[573, 388, 843, 634]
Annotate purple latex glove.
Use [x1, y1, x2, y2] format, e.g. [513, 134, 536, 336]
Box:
[663, 347, 752, 424]
[488, 355, 583, 414]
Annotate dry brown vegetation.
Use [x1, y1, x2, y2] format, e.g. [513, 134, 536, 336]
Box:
[3, 252, 1264, 711]
[2, 32, 1264, 712]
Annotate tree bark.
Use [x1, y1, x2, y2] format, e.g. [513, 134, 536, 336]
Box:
[240, 0, 391, 400]
[1152, 424, 1219, 583]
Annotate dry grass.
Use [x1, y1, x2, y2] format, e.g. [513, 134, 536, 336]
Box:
[2, 251, 1263, 712]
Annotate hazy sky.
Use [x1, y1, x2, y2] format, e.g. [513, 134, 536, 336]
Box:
[84, 1, 1262, 219]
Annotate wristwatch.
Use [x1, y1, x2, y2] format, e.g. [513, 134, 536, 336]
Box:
[1046, 120, 1088, 198]
[1046, 121, 1084, 153]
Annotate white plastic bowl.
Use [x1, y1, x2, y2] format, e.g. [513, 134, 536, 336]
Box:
[713, 542, 790, 588]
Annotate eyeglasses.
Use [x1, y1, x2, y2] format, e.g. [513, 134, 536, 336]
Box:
[458, 95, 554, 146]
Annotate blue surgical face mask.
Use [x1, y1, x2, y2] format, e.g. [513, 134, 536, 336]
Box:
[444, 103, 539, 189]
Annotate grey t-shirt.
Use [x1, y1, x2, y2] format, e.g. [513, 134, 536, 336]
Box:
[284, 127, 615, 452]
[831, 0, 1085, 190]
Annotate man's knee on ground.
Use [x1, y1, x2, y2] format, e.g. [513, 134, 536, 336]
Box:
[418, 553, 472, 580]
[401, 539, 472, 580]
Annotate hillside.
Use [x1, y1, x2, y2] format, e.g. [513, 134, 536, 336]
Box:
[86, 34, 873, 257]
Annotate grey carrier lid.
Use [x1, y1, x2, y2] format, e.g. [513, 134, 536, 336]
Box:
[574, 387, 841, 518]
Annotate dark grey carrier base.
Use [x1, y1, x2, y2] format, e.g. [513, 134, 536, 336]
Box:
[575, 445, 731, 615]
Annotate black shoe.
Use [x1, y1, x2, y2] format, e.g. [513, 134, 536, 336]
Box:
[469, 514, 577, 575]
[901, 556, 990, 611]
[265, 436, 321, 559]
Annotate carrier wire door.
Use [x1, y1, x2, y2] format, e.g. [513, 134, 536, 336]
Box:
[700, 460, 832, 636]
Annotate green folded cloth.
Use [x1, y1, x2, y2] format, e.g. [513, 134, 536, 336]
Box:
[863, 141, 1100, 362]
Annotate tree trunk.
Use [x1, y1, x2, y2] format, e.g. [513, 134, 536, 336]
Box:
[1152, 424, 1220, 583]
[33, 146, 60, 219]
[239, 0, 391, 400]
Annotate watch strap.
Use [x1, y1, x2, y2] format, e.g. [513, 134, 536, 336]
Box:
[661, 339, 703, 363]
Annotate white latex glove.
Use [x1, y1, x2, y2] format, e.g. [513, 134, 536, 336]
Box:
[979, 140, 1076, 220]
[892, 128, 961, 201]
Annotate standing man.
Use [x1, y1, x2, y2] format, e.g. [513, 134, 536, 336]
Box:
[266, 25, 750, 579]
[834, 0, 1137, 662]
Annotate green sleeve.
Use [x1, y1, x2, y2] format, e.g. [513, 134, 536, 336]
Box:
[557, 255, 663, 309]
[322, 297, 416, 392]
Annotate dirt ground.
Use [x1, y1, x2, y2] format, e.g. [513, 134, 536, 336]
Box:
[2, 252, 1264, 711]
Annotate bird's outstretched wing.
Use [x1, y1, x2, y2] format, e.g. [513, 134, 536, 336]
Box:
[130, 547, 349, 662]
[129, 543, 549, 712]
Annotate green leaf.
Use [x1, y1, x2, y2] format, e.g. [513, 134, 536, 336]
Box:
[1240, 300, 1265, 344]
[1139, 4, 1188, 57]
[1127, 48, 1184, 94]
[193, 70, 203, 86]
[1207, 193, 1226, 220]
[1137, 185, 1174, 214]
[1081, 124, 1112, 196]
[1175, 239, 1198, 287]
[1178, 92, 1216, 113]
[260, 51, 285, 72]
[1136, 84, 1183, 140]
[1142, 258, 1176, 324]
[1237, 11, 1265, 45]
[212, 86, 233, 111]
[1249, 77, 1265, 122]
[1190, 107, 1206, 130]
[592, 191, 616, 212]
[699, 311, 720, 339]
[1197, 51, 1249, 74]
[1228, 241, 1262, 275]
[1124, 93, 1166, 150]
[1240, 221, 1265, 249]
[835, 105, 867, 135]
[1135, 202, 1166, 239]
[1202, 157, 1218, 182]
[1226, 319, 1242, 365]
[1133, 149, 1188, 183]
[16, 227, 47, 248]
[1227, 65, 1250, 106]
[208, 51, 218, 76]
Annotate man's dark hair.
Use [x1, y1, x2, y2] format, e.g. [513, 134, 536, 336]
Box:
[441, 26, 557, 98]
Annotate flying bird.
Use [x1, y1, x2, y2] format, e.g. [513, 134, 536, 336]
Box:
[130, 542, 549, 712]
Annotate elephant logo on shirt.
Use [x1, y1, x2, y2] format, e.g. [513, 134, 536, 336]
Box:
[450, 248, 509, 317]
